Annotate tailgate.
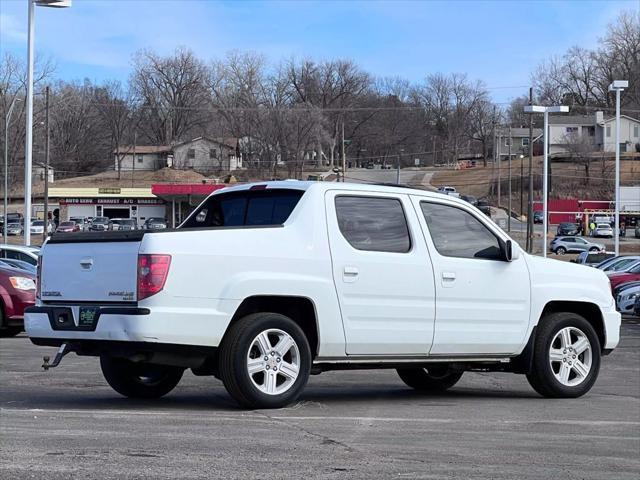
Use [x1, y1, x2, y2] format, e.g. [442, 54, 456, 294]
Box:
[41, 234, 141, 303]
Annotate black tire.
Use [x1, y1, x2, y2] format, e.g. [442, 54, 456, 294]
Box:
[526, 312, 601, 398]
[589, 247, 599, 252]
[397, 365, 463, 393]
[100, 356, 184, 399]
[219, 312, 311, 409]
[555, 246, 566, 255]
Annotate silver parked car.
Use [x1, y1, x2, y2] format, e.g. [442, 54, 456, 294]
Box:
[550, 236, 605, 255]
[616, 283, 640, 314]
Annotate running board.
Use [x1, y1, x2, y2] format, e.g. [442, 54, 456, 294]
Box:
[314, 355, 512, 365]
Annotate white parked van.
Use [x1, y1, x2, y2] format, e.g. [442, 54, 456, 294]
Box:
[26, 182, 620, 408]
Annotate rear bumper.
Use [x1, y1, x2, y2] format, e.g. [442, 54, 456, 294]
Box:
[25, 302, 235, 347]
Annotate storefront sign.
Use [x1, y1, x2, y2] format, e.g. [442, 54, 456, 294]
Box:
[60, 198, 164, 205]
[98, 187, 122, 194]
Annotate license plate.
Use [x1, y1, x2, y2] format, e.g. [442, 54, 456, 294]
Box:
[78, 306, 100, 327]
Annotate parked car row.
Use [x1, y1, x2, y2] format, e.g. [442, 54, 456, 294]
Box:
[53, 217, 169, 234]
[588, 255, 640, 316]
[0, 244, 39, 337]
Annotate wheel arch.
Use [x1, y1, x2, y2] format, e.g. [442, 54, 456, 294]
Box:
[225, 295, 320, 358]
[538, 301, 605, 351]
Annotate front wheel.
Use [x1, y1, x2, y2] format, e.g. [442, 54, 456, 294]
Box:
[219, 313, 311, 409]
[100, 356, 184, 399]
[526, 312, 601, 398]
[397, 365, 463, 393]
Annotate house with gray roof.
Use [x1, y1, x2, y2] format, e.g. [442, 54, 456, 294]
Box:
[548, 111, 640, 155]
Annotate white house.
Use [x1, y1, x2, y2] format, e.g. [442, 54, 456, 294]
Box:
[113, 137, 242, 174]
[113, 145, 172, 171]
[548, 111, 640, 155]
[172, 137, 241, 173]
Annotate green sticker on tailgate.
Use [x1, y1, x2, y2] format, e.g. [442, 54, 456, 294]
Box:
[78, 307, 100, 327]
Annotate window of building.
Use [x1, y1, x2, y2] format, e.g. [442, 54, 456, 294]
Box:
[504, 138, 510, 146]
[209, 148, 217, 159]
[606, 125, 611, 137]
[634, 125, 639, 138]
[586, 126, 595, 136]
[187, 148, 196, 159]
[181, 189, 304, 229]
[137, 155, 143, 164]
[335, 196, 411, 253]
[566, 127, 578, 134]
[420, 202, 502, 260]
[522, 138, 530, 147]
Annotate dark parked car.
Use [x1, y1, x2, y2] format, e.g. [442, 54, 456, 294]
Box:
[0, 264, 36, 337]
[89, 217, 112, 231]
[111, 218, 137, 231]
[557, 222, 580, 236]
[143, 217, 168, 230]
[533, 211, 544, 224]
[634, 295, 640, 316]
[476, 200, 491, 217]
[460, 194, 478, 206]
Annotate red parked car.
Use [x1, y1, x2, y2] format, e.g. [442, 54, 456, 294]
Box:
[0, 264, 36, 337]
[56, 221, 80, 233]
[608, 263, 640, 291]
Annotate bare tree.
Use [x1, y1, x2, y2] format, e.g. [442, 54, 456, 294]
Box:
[131, 47, 210, 145]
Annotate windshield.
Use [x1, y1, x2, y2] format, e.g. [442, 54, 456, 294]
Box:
[93, 217, 108, 223]
[60, 222, 75, 227]
[32, 221, 43, 226]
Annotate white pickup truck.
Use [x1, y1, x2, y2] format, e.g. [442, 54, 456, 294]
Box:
[26, 182, 620, 409]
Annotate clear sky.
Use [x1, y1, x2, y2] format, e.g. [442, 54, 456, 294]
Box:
[0, 0, 637, 103]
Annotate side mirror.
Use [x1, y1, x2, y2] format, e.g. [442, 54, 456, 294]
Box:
[500, 239, 517, 262]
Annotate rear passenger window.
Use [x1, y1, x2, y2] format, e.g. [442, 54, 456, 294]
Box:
[420, 202, 501, 260]
[335, 196, 410, 253]
[181, 189, 303, 229]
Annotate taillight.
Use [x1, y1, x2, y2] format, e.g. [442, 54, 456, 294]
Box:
[36, 255, 42, 299]
[137, 254, 171, 301]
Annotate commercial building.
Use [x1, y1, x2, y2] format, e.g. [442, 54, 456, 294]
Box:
[48, 187, 165, 226]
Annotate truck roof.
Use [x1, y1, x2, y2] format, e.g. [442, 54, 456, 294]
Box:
[214, 180, 461, 203]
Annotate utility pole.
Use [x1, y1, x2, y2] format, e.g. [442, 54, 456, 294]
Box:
[341, 120, 346, 182]
[43, 85, 50, 243]
[527, 87, 534, 253]
[396, 151, 401, 184]
[132, 130, 136, 188]
[508, 126, 512, 232]
[497, 129, 501, 207]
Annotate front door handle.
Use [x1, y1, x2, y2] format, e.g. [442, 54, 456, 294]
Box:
[343, 266, 359, 283]
[442, 271, 456, 287]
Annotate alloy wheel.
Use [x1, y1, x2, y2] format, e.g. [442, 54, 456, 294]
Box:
[247, 329, 300, 395]
[548, 326, 593, 387]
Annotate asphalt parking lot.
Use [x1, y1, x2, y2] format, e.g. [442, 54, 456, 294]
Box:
[1, 320, 639, 480]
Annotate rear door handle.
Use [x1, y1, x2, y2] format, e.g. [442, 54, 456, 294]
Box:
[343, 266, 359, 283]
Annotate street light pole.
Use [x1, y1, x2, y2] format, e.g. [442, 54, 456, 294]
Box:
[524, 104, 569, 257]
[4, 97, 21, 244]
[24, 0, 36, 246]
[23, 0, 72, 246]
[609, 80, 628, 256]
[43, 85, 50, 243]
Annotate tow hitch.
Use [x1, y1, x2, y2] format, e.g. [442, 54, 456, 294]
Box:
[42, 343, 73, 371]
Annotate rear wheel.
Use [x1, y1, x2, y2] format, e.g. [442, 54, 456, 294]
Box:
[397, 365, 463, 393]
[219, 312, 311, 409]
[526, 312, 601, 398]
[589, 247, 600, 252]
[100, 356, 184, 399]
[555, 246, 566, 255]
